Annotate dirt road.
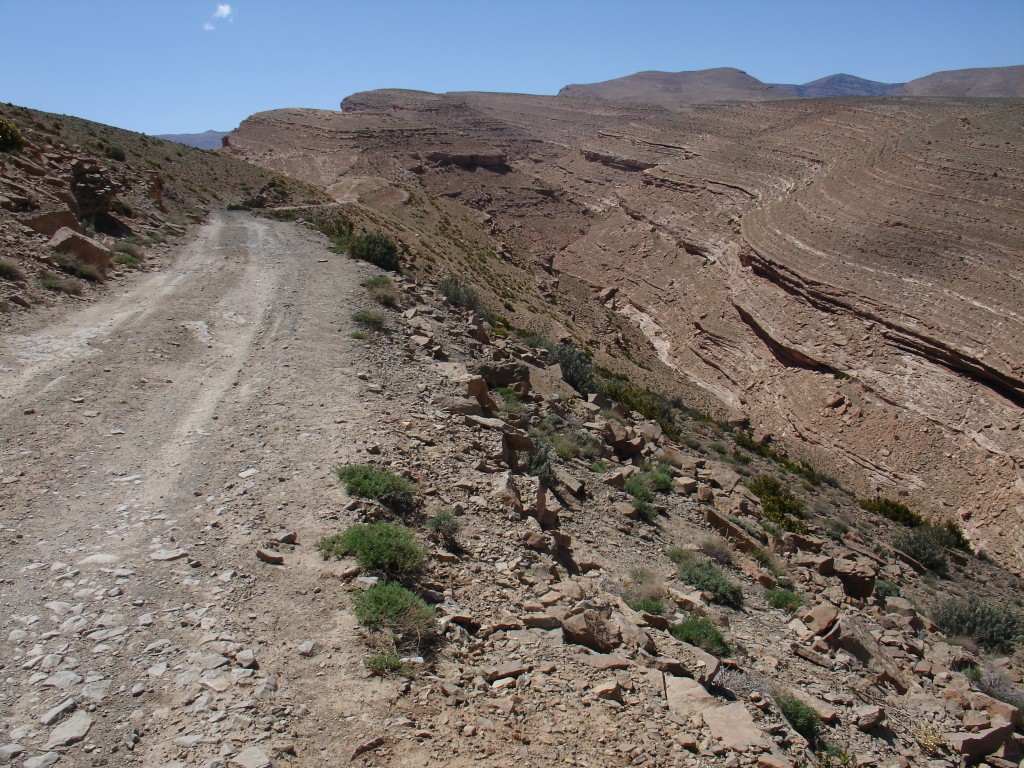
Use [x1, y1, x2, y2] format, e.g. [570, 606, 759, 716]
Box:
[0, 213, 429, 767]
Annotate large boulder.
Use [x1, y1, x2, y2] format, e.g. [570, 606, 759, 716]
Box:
[24, 209, 82, 237]
[49, 227, 111, 270]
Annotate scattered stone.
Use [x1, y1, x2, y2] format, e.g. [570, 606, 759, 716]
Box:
[44, 711, 92, 749]
[256, 549, 285, 565]
[39, 697, 76, 726]
[230, 747, 272, 768]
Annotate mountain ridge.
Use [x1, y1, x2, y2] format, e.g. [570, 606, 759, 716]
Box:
[558, 64, 1022, 107]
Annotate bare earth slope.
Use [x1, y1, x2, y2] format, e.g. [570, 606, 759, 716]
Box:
[903, 65, 1024, 97]
[225, 92, 1024, 574]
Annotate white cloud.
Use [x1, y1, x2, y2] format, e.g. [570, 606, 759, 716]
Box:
[203, 4, 234, 30]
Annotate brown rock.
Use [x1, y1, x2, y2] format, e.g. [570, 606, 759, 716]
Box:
[945, 721, 1015, 761]
[24, 209, 83, 237]
[703, 701, 771, 751]
[832, 556, 876, 599]
[853, 704, 885, 731]
[49, 227, 111, 270]
[562, 609, 620, 653]
[800, 603, 839, 635]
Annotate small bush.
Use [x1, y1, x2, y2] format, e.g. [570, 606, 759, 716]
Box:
[858, 497, 922, 527]
[317, 522, 426, 576]
[627, 597, 665, 615]
[0, 258, 25, 282]
[522, 444, 556, 488]
[113, 252, 141, 268]
[114, 241, 143, 258]
[0, 116, 25, 151]
[667, 549, 744, 609]
[39, 275, 83, 295]
[765, 588, 804, 614]
[977, 668, 1024, 711]
[350, 330, 370, 340]
[350, 230, 400, 271]
[53, 253, 104, 282]
[354, 582, 437, 648]
[364, 648, 415, 677]
[311, 211, 354, 249]
[747, 475, 806, 533]
[551, 341, 595, 393]
[438, 274, 481, 312]
[624, 476, 654, 504]
[670, 615, 730, 656]
[104, 145, 127, 161]
[336, 464, 417, 509]
[893, 527, 949, 575]
[874, 579, 901, 599]
[775, 690, 823, 747]
[351, 309, 386, 329]
[426, 509, 460, 545]
[931, 598, 1023, 653]
[495, 386, 522, 414]
[751, 548, 791, 586]
[368, 280, 399, 307]
[700, 536, 734, 566]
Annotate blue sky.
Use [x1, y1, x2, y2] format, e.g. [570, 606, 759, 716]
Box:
[3, 1, 1022, 134]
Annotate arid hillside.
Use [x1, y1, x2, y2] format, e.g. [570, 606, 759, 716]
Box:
[224, 91, 1024, 574]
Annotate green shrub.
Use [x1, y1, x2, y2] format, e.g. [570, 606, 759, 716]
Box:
[747, 475, 807, 534]
[624, 476, 654, 504]
[426, 509, 460, 545]
[670, 615, 730, 656]
[893, 527, 949, 575]
[495, 387, 522, 414]
[0, 116, 25, 151]
[354, 582, 437, 647]
[310, 211, 354, 249]
[931, 598, 1023, 653]
[522, 443, 555, 487]
[595, 371, 680, 439]
[858, 497, 923, 527]
[104, 145, 127, 161]
[775, 690, 823, 747]
[351, 309, 386, 328]
[350, 330, 370, 340]
[350, 230, 400, 271]
[765, 588, 804, 614]
[438, 274, 481, 312]
[550, 341, 595, 393]
[364, 648, 415, 677]
[113, 252, 141, 268]
[336, 464, 417, 509]
[363, 275, 399, 307]
[39, 275, 83, 295]
[627, 597, 664, 615]
[667, 549, 743, 608]
[317, 522, 426, 576]
[0, 258, 25, 282]
[874, 579, 901, 599]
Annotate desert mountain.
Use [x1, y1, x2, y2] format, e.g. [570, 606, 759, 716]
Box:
[558, 65, 1022, 107]
[903, 64, 1024, 97]
[156, 129, 230, 150]
[224, 89, 1024, 576]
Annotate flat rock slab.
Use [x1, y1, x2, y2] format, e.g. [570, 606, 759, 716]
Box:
[703, 702, 771, 751]
[664, 675, 720, 720]
[230, 747, 273, 768]
[45, 711, 92, 749]
[150, 549, 188, 561]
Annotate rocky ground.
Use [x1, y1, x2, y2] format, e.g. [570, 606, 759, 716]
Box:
[2, 213, 1023, 767]
[223, 92, 1024, 575]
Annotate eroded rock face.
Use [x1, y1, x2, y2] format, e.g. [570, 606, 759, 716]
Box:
[226, 91, 1024, 575]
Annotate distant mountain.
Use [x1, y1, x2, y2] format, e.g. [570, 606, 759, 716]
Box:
[558, 65, 1023, 108]
[902, 65, 1024, 97]
[788, 74, 904, 98]
[156, 130, 229, 150]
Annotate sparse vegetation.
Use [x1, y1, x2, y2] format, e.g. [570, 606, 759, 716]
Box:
[364, 647, 415, 677]
[103, 144, 127, 161]
[0, 116, 25, 151]
[350, 230, 400, 271]
[746, 475, 807, 533]
[353, 582, 437, 649]
[495, 386, 522, 414]
[766, 588, 804, 614]
[0, 258, 25, 282]
[893, 525, 958, 575]
[931, 598, 1023, 653]
[351, 309, 386, 329]
[52, 253, 104, 282]
[622, 567, 666, 614]
[425, 509, 460, 546]
[976, 668, 1024, 711]
[336, 464, 417, 510]
[522, 443, 556, 488]
[775, 690, 823, 747]
[438, 274, 481, 312]
[317, 522, 426, 576]
[670, 615, 730, 656]
[667, 549, 743, 608]
[858, 496, 922, 527]
[699, 536, 734, 566]
[874, 579, 901, 599]
[39, 275, 83, 295]
[363, 274, 399, 307]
